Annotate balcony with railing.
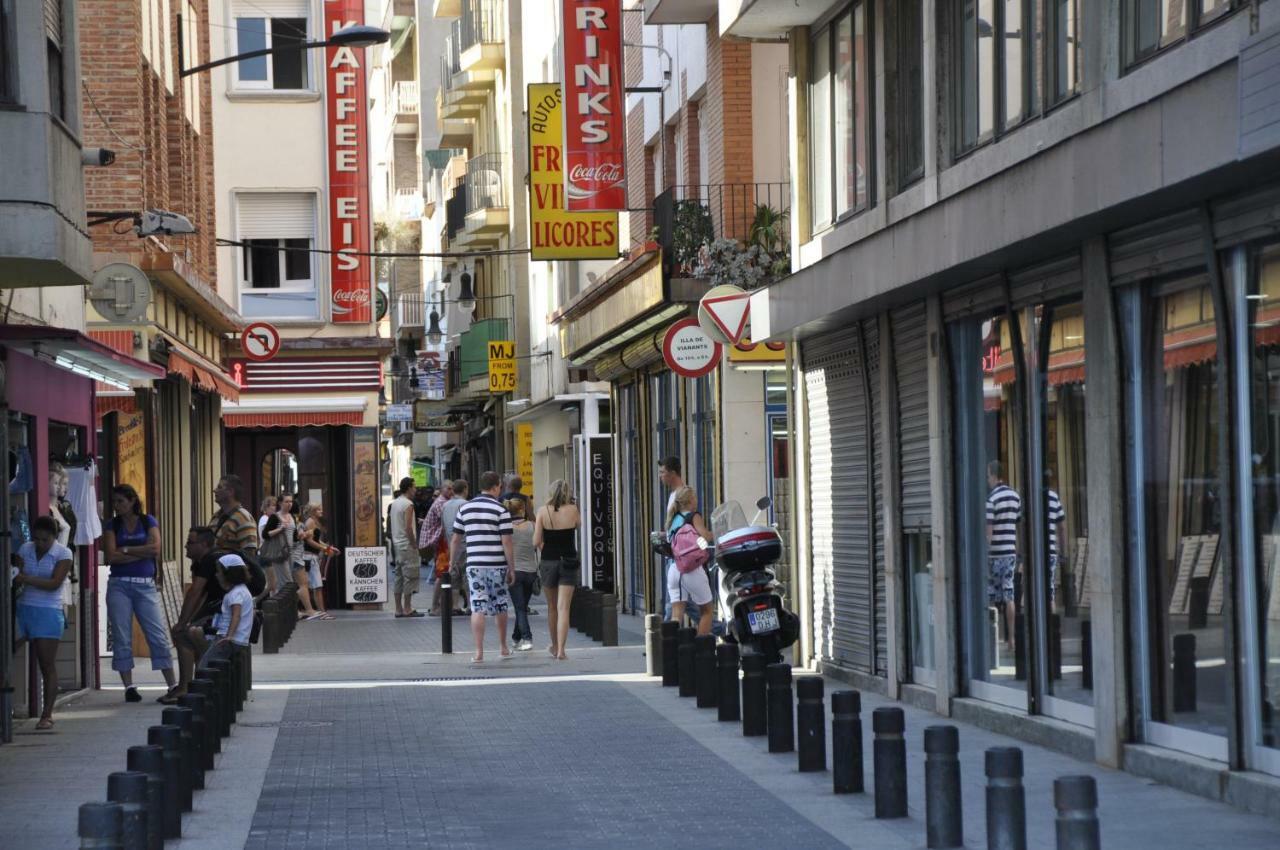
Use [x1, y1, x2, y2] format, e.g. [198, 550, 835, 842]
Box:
[655, 182, 792, 287]
[394, 80, 419, 130]
[395, 290, 425, 333]
[458, 0, 504, 73]
[445, 179, 468, 243]
[462, 152, 508, 242]
[394, 187, 424, 221]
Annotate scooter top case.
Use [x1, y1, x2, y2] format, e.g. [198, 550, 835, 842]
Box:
[716, 525, 782, 573]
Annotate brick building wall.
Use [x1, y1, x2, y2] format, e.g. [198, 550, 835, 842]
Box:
[701, 17, 754, 241]
[80, 0, 217, 283]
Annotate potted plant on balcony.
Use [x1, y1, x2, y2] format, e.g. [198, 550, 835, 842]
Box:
[692, 203, 791, 289]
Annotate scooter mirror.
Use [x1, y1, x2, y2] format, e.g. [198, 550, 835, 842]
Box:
[756, 496, 772, 511]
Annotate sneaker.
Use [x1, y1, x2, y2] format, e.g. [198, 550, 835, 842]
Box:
[124, 687, 142, 703]
[517, 640, 533, 651]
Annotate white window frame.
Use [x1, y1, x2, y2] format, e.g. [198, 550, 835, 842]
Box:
[229, 3, 312, 93]
[241, 237, 315, 295]
[235, 191, 321, 320]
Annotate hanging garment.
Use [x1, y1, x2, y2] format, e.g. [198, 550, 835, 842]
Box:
[67, 461, 103, 545]
[49, 501, 75, 605]
[8, 446, 33, 495]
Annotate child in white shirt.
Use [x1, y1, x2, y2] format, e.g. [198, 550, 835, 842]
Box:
[199, 554, 254, 668]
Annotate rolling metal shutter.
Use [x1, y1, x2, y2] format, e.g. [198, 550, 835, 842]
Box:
[863, 318, 887, 676]
[892, 302, 931, 531]
[803, 323, 877, 675]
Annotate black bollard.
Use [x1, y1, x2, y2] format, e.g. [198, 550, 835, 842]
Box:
[766, 663, 795, 753]
[694, 635, 718, 708]
[1173, 633, 1197, 713]
[645, 614, 662, 678]
[832, 690, 864, 793]
[1054, 776, 1101, 850]
[208, 659, 236, 725]
[262, 596, 279, 653]
[741, 654, 768, 736]
[796, 676, 826, 772]
[661, 621, 679, 687]
[872, 707, 908, 819]
[146, 725, 183, 839]
[126, 745, 164, 850]
[601, 593, 619, 647]
[1188, 576, 1210, 630]
[441, 576, 453, 654]
[161, 707, 197, 808]
[1049, 614, 1062, 681]
[78, 801, 122, 850]
[716, 643, 741, 722]
[924, 726, 963, 848]
[676, 627, 697, 698]
[985, 747, 1027, 850]
[107, 771, 149, 850]
[178, 693, 211, 774]
[188, 679, 222, 752]
[228, 646, 245, 712]
[1081, 620, 1093, 691]
[201, 664, 232, 735]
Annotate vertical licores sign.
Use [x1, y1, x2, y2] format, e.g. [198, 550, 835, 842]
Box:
[561, 0, 626, 211]
[325, 0, 373, 322]
[588, 436, 615, 593]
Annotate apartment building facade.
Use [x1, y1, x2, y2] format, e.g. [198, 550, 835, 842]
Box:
[731, 0, 1280, 809]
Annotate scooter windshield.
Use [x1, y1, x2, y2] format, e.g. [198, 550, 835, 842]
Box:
[710, 501, 749, 541]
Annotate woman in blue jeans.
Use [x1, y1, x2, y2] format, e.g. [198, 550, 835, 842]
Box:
[102, 484, 177, 703]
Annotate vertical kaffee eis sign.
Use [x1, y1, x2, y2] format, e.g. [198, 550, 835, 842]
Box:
[325, 0, 372, 322]
[561, 0, 626, 211]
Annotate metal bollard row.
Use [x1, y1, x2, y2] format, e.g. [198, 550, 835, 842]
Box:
[262, 581, 300, 654]
[676, 628, 697, 698]
[694, 635, 718, 709]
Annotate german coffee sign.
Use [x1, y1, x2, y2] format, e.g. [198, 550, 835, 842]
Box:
[528, 83, 620, 259]
[344, 546, 388, 604]
[561, 0, 626, 211]
[325, 0, 373, 323]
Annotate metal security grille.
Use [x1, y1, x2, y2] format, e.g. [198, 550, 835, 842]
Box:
[892, 303, 930, 530]
[803, 324, 877, 674]
[863, 318, 887, 676]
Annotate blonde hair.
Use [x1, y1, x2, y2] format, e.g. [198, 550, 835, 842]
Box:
[546, 479, 572, 511]
[505, 498, 526, 518]
[666, 486, 696, 528]
[301, 503, 321, 521]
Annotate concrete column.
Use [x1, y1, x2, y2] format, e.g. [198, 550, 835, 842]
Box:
[1081, 236, 1128, 768]
[878, 312, 905, 698]
[927, 294, 957, 716]
[789, 343, 814, 668]
[788, 29, 811, 250]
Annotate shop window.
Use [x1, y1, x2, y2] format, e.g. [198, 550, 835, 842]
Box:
[810, 1, 872, 231]
[951, 309, 1029, 705]
[236, 193, 319, 320]
[1140, 280, 1228, 743]
[1248, 245, 1280, 752]
[693, 375, 717, 515]
[1126, 1, 1235, 67]
[906, 532, 935, 679]
[45, 0, 65, 120]
[233, 5, 309, 91]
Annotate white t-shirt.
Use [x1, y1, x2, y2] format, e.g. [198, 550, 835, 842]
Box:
[214, 584, 254, 646]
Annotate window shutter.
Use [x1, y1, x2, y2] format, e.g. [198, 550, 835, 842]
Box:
[44, 0, 63, 44]
[231, 0, 309, 18]
[237, 193, 316, 240]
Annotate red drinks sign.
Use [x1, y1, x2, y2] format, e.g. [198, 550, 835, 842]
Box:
[561, 0, 626, 211]
[325, 0, 372, 323]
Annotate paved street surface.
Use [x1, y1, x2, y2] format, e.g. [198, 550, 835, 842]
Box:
[2, 602, 1278, 848]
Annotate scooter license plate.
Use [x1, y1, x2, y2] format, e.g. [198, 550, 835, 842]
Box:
[747, 608, 779, 635]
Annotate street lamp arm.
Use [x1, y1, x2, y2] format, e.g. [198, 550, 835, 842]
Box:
[180, 40, 331, 78]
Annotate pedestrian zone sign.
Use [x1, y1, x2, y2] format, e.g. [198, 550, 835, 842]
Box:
[488, 340, 516, 394]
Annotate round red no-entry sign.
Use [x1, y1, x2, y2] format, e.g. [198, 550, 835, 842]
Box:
[662, 317, 722, 379]
[240, 321, 282, 362]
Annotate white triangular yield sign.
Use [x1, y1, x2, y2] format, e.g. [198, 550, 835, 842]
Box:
[702, 292, 751, 344]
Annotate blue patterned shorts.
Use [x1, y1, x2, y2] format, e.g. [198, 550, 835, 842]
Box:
[988, 555, 1016, 604]
[466, 566, 511, 616]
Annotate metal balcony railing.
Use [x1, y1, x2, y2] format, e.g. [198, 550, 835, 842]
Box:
[395, 291, 425, 329]
[464, 153, 505, 214]
[394, 187, 424, 220]
[460, 0, 503, 51]
[655, 182, 792, 279]
[394, 80, 419, 115]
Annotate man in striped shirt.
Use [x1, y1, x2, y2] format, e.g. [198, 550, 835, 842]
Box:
[450, 471, 515, 661]
[986, 461, 1022, 651]
[1046, 470, 1066, 609]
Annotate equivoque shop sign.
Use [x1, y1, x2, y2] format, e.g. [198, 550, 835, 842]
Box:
[325, 0, 373, 323]
[561, 0, 626, 211]
[528, 83, 619, 259]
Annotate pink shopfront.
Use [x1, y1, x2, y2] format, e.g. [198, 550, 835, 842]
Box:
[0, 326, 162, 741]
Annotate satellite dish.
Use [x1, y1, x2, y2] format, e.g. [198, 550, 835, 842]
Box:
[89, 263, 151, 323]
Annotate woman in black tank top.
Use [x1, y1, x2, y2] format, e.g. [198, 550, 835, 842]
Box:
[533, 480, 581, 660]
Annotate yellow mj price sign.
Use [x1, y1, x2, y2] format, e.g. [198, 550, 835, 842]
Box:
[488, 340, 516, 394]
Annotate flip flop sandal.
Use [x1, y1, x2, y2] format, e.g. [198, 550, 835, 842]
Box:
[405, 611, 425, 618]
[35, 718, 54, 731]
[470, 655, 484, 663]
[500, 650, 514, 660]
[318, 613, 336, 620]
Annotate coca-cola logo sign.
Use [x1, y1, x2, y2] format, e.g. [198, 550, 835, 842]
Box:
[568, 163, 623, 183]
[333, 288, 370, 303]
